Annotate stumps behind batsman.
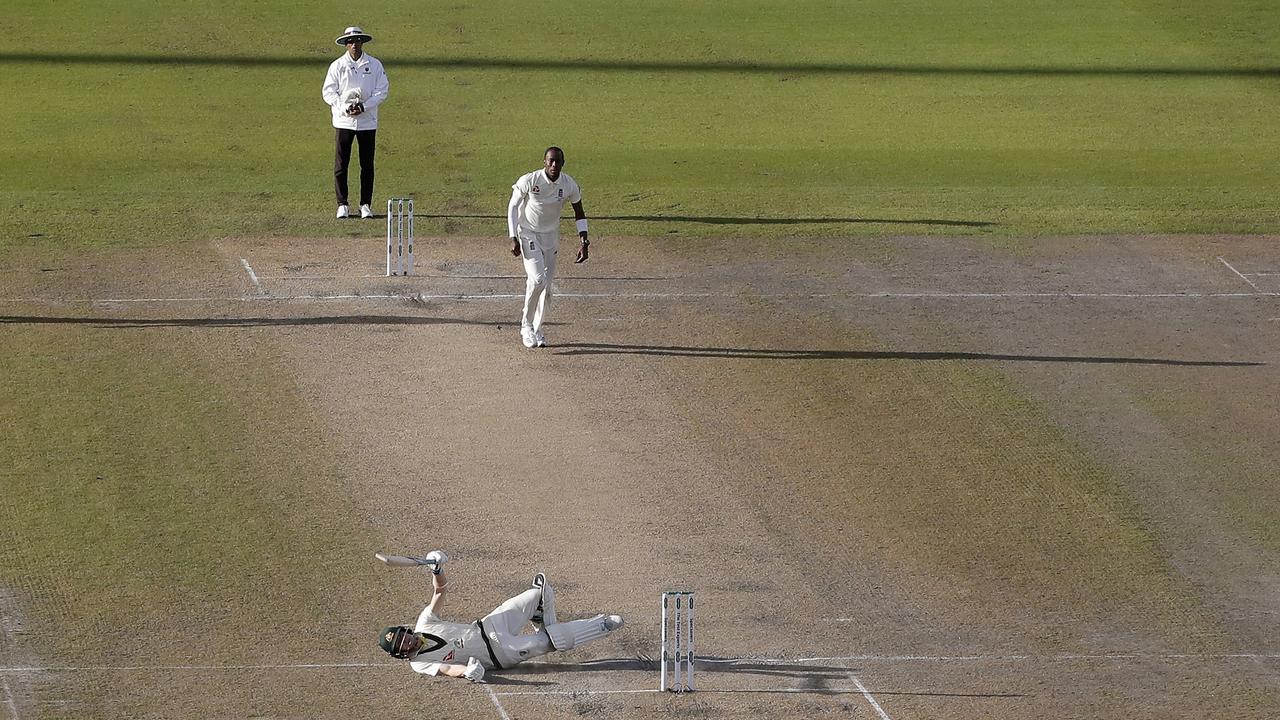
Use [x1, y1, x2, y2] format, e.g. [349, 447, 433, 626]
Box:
[377, 551, 625, 682]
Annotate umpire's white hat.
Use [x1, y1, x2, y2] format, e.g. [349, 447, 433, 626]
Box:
[335, 26, 373, 45]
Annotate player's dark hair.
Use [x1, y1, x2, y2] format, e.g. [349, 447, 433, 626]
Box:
[544, 146, 564, 161]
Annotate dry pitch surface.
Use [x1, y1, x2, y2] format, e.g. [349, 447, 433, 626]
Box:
[2, 233, 1279, 719]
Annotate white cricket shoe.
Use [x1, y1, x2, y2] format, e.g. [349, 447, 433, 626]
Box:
[360, 204, 373, 218]
[531, 572, 547, 629]
[336, 204, 350, 218]
[535, 333, 547, 348]
[603, 615, 625, 631]
[521, 329, 536, 348]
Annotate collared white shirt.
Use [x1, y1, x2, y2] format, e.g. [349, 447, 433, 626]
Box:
[511, 169, 582, 234]
[321, 51, 389, 130]
[407, 608, 489, 674]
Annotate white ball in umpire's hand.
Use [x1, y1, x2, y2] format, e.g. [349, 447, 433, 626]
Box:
[342, 88, 363, 115]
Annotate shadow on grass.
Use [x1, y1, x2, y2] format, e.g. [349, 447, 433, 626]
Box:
[550, 342, 1264, 367]
[3, 52, 1278, 79]
[418, 213, 994, 228]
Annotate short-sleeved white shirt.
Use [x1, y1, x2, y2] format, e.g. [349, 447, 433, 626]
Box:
[407, 607, 490, 674]
[513, 170, 582, 233]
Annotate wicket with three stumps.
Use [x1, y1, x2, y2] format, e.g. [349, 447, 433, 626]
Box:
[660, 591, 695, 692]
[386, 197, 414, 276]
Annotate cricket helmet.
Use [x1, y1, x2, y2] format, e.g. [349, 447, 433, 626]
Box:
[378, 625, 416, 658]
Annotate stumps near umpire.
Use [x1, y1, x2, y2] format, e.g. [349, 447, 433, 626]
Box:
[660, 590, 695, 692]
[386, 197, 414, 276]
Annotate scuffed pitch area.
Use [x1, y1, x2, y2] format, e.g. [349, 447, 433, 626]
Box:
[2, 234, 1279, 718]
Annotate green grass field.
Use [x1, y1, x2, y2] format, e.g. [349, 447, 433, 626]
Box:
[5, 0, 1280, 247]
[3, 4, 1280, 717]
[0, 319, 388, 662]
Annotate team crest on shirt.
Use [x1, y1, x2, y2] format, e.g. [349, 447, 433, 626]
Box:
[442, 650, 455, 662]
[532, 185, 540, 193]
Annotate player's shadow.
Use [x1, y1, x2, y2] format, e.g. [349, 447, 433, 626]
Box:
[0, 314, 502, 329]
[492, 656, 1025, 698]
[495, 655, 852, 692]
[551, 342, 1264, 367]
[416, 212, 992, 228]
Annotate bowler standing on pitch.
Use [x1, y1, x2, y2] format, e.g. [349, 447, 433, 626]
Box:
[507, 146, 590, 348]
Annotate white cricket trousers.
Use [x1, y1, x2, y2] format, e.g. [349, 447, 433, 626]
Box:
[482, 587, 553, 667]
[481, 584, 613, 668]
[518, 228, 559, 334]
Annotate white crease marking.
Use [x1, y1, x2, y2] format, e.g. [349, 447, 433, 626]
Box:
[6, 653, 1277, 673]
[485, 686, 512, 720]
[0, 290, 1277, 307]
[798, 653, 1280, 663]
[1218, 256, 1261, 292]
[852, 674, 893, 720]
[1, 674, 18, 720]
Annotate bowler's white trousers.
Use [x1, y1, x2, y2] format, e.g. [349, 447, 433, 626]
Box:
[518, 227, 559, 335]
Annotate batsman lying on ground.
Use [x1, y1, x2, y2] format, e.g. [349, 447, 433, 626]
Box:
[376, 550, 626, 682]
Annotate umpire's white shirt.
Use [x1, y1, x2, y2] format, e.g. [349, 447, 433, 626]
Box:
[511, 170, 582, 234]
[321, 52, 389, 130]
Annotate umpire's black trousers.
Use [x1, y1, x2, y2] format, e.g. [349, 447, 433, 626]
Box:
[334, 128, 376, 207]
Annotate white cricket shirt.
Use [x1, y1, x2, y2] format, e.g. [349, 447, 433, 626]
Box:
[321, 52, 389, 130]
[512, 170, 582, 233]
[407, 607, 491, 674]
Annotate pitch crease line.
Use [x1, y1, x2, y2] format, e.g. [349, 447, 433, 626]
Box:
[1, 674, 18, 720]
[485, 686, 512, 720]
[1, 605, 22, 720]
[6, 651, 1279, 675]
[851, 674, 894, 720]
[0, 662, 383, 672]
[493, 689, 656, 697]
[492, 688, 863, 696]
[1218, 256, 1261, 292]
[4, 290, 1279, 307]
[799, 653, 1280, 662]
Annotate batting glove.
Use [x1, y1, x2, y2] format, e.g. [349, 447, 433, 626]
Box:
[423, 550, 449, 574]
[463, 657, 486, 683]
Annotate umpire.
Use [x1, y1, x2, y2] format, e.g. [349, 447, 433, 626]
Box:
[321, 25, 389, 219]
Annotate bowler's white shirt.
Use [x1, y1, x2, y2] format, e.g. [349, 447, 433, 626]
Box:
[511, 170, 582, 234]
[321, 52, 389, 130]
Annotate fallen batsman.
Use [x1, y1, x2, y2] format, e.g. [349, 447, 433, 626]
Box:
[375, 550, 625, 682]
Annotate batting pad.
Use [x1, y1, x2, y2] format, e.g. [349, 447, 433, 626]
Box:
[546, 615, 613, 651]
